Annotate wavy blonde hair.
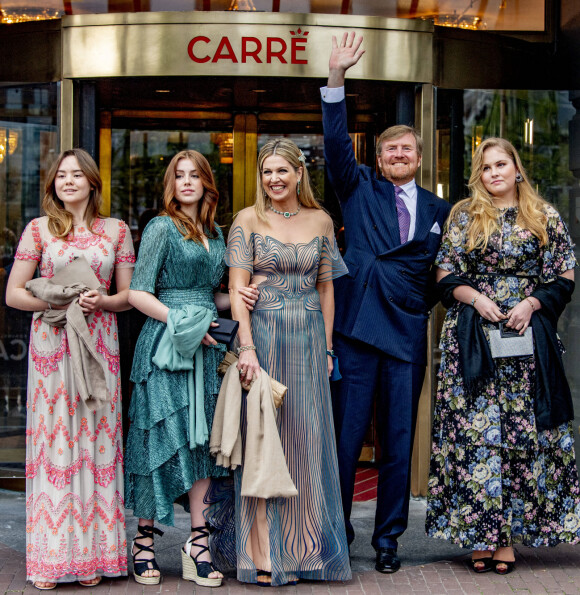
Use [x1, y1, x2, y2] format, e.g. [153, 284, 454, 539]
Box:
[254, 138, 321, 223]
[160, 150, 218, 242]
[42, 149, 103, 239]
[450, 137, 548, 252]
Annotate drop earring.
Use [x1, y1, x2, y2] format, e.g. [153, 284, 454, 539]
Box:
[297, 180, 301, 196]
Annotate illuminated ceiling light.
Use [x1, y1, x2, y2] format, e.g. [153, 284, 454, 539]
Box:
[155, 89, 171, 93]
[8, 130, 18, 155]
[252, 89, 267, 93]
[211, 133, 234, 164]
[1, 8, 61, 24]
[428, 12, 485, 30]
[228, 0, 256, 10]
[524, 118, 534, 145]
[418, 0, 498, 31]
[0, 129, 5, 164]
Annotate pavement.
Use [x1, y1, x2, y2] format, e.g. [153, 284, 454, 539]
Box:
[2, 489, 580, 594]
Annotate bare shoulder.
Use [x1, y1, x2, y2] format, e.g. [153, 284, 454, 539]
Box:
[305, 207, 334, 233]
[300, 206, 329, 222]
[232, 206, 258, 228]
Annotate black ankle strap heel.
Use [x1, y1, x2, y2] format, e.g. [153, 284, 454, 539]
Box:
[132, 524, 164, 585]
[181, 524, 222, 587]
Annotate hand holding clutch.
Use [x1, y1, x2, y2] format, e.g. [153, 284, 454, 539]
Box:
[208, 318, 239, 350]
[217, 351, 286, 408]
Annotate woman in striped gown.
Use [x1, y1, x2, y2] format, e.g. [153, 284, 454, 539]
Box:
[217, 138, 351, 586]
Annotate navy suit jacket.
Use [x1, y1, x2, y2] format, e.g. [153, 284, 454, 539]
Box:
[322, 98, 452, 366]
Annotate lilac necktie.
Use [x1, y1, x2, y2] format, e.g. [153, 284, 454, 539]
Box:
[395, 186, 410, 244]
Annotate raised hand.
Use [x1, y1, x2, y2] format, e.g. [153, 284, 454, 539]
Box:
[328, 32, 365, 88]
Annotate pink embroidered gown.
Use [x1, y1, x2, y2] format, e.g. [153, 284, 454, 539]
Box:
[15, 217, 135, 584]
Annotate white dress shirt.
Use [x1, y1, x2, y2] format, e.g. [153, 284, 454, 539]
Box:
[320, 86, 345, 103]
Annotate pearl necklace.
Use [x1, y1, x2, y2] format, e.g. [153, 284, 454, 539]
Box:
[269, 204, 301, 219]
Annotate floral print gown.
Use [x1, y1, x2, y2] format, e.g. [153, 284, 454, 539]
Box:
[425, 205, 580, 549]
[15, 217, 135, 583]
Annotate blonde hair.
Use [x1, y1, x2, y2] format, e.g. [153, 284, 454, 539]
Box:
[160, 150, 218, 242]
[42, 149, 103, 239]
[450, 137, 548, 252]
[254, 138, 321, 223]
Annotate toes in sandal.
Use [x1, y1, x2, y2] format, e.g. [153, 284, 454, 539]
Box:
[182, 524, 223, 587]
[33, 582, 57, 591]
[469, 556, 494, 573]
[256, 570, 272, 587]
[79, 576, 102, 587]
[493, 559, 516, 575]
[132, 524, 164, 585]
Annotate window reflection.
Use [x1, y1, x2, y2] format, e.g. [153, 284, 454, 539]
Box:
[110, 129, 234, 233]
[1, 0, 545, 32]
[0, 83, 58, 481]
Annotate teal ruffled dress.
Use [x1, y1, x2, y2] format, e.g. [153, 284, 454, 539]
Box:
[124, 216, 229, 526]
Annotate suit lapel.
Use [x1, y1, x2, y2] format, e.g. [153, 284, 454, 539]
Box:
[413, 187, 437, 242]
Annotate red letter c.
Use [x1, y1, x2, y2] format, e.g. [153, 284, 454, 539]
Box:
[188, 36, 211, 63]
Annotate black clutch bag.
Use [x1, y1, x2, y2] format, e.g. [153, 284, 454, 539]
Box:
[208, 318, 239, 349]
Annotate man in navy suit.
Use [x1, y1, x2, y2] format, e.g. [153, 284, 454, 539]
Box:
[322, 32, 452, 574]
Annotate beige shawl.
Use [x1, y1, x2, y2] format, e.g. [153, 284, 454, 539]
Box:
[25, 257, 110, 411]
[210, 364, 297, 499]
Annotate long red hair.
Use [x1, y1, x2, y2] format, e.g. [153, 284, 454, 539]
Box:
[160, 150, 218, 241]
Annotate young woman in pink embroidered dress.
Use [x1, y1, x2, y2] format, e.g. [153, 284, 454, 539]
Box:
[6, 149, 135, 590]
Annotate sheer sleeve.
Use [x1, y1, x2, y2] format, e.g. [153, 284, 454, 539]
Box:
[224, 212, 254, 274]
[130, 217, 169, 294]
[14, 218, 42, 262]
[541, 205, 576, 282]
[318, 217, 348, 282]
[113, 219, 136, 269]
[435, 209, 469, 275]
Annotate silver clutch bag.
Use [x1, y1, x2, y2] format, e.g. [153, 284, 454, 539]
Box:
[488, 322, 533, 359]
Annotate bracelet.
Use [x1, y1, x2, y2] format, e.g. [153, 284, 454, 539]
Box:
[470, 293, 480, 307]
[326, 349, 334, 357]
[526, 297, 536, 310]
[237, 345, 256, 355]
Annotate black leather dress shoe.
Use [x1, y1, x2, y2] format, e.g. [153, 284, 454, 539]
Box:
[375, 547, 401, 574]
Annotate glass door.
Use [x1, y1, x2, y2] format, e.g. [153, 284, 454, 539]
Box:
[0, 83, 59, 490]
[109, 129, 235, 230]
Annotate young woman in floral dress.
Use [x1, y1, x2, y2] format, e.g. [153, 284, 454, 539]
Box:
[426, 138, 580, 575]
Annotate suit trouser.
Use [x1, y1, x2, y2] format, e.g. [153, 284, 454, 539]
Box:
[331, 332, 425, 550]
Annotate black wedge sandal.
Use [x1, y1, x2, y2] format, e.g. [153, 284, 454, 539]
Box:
[132, 524, 164, 585]
[181, 524, 223, 587]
